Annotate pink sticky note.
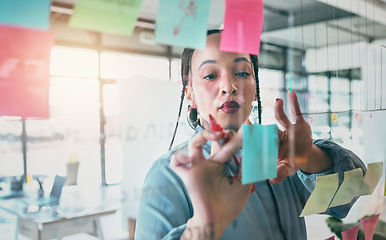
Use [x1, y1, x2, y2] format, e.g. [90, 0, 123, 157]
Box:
[360, 214, 380, 240]
[0, 25, 54, 119]
[220, 0, 264, 55]
[325, 236, 335, 240]
[341, 225, 359, 240]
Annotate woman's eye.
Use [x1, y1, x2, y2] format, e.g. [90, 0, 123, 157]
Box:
[204, 74, 217, 80]
[235, 72, 250, 77]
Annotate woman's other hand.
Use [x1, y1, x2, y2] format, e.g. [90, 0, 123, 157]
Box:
[270, 90, 332, 184]
[170, 129, 252, 239]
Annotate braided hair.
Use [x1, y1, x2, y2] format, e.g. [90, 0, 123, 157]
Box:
[168, 29, 262, 150]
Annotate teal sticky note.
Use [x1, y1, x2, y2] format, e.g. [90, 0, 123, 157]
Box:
[242, 124, 278, 184]
[155, 0, 211, 49]
[69, 0, 143, 36]
[0, 0, 51, 30]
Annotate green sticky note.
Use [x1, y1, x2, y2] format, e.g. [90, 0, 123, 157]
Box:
[329, 162, 383, 208]
[155, 0, 211, 49]
[329, 168, 363, 208]
[69, 0, 143, 36]
[241, 124, 278, 184]
[300, 173, 339, 217]
[360, 162, 383, 195]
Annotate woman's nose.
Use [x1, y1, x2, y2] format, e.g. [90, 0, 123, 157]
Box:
[220, 74, 238, 95]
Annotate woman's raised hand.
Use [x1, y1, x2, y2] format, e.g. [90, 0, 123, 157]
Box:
[270, 90, 314, 184]
[170, 129, 252, 240]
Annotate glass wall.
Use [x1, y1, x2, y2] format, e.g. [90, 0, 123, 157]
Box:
[0, 43, 364, 186]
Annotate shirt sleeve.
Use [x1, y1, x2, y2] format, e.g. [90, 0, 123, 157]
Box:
[296, 139, 366, 218]
[135, 158, 192, 240]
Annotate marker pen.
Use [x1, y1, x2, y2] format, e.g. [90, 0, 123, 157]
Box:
[209, 114, 240, 178]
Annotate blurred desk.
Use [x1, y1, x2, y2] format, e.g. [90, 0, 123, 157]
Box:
[0, 186, 118, 240]
[16, 207, 116, 240]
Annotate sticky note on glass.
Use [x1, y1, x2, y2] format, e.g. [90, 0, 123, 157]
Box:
[300, 173, 339, 217]
[330, 162, 383, 207]
[0, 25, 54, 118]
[155, 0, 212, 49]
[329, 168, 364, 208]
[241, 124, 278, 184]
[360, 162, 383, 195]
[0, 0, 51, 30]
[360, 214, 380, 240]
[220, 0, 264, 55]
[341, 225, 359, 240]
[69, 0, 143, 36]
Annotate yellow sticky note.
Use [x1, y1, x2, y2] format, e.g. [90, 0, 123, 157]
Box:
[329, 168, 363, 207]
[300, 173, 339, 217]
[330, 162, 383, 208]
[361, 162, 383, 195]
[331, 113, 338, 123]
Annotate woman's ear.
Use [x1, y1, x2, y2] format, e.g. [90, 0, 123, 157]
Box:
[186, 84, 196, 108]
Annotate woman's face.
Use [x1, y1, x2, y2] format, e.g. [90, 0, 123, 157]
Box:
[187, 33, 256, 131]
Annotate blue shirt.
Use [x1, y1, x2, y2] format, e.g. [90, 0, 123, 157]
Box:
[135, 127, 365, 240]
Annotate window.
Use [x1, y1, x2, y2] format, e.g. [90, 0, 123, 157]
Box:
[26, 77, 101, 186]
[23, 46, 101, 187]
[259, 69, 283, 124]
[101, 52, 169, 80]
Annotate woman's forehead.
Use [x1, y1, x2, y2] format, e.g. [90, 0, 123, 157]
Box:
[191, 34, 251, 69]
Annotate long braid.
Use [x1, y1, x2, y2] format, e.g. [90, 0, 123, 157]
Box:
[168, 46, 194, 150]
[169, 80, 188, 150]
[250, 54, 262, 124]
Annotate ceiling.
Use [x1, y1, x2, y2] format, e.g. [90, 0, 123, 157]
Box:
[50, 0, 386, 52]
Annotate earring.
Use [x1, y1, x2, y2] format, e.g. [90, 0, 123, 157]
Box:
[250, 101, 258, 124]
[188, 106, 200, 129]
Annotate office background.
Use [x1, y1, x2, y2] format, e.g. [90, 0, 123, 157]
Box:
[0, 0, 386, 239]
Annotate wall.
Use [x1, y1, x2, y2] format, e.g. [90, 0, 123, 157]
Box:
[119, 76, 193, 222]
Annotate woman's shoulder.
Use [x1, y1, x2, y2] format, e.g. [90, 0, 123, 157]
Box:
[156, 140, 190, 166]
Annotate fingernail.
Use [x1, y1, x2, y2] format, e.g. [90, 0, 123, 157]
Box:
[276, 98, 279, 102]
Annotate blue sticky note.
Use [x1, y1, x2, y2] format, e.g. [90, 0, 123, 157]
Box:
[242, 124, 278, 184]
[155, 0, 212, 49]
[0, 0, 51, 30]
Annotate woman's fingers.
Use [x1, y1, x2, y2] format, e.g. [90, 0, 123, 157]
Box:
[269, 161, 293, 184]
[188, 130, 223, 164]
[170, 150, 191, 176]
[211, 129, 242, 164]
[288, 90, 305, 124]
[274, 98, 291, 129]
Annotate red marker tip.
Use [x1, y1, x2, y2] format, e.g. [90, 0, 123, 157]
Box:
[209, 114, 223, 132]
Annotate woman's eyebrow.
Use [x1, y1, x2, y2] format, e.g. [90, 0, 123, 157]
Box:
[199, 60, 217, 69]
[233, 57, 251, 64]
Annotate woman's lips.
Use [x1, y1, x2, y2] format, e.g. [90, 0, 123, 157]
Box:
[220, 101, 240, 113]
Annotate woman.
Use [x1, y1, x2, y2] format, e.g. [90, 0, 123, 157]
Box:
[135, 30, 365, 239]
